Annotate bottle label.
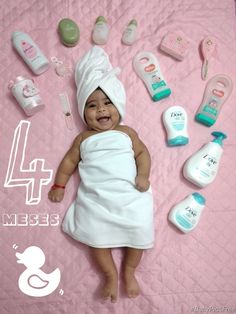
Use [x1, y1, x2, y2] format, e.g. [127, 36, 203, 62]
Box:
[197, 153, 218, 178]
[150, 71, 166, 90]
[21, 40, 37, 59]
[202, 95, 220, 117]
[176, 206, 198, 229]
[170, 111, 185, 130]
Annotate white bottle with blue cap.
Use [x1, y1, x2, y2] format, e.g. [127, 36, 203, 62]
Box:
[183, 131, 227, 187]
[168, 192, 206, 233]
[162, 106, 189, 146]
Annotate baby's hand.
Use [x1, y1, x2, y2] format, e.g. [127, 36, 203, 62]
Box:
[135, 175, 150, 192]
[48, 188, 65, 202]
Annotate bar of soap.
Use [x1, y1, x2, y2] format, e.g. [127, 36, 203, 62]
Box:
[58, 18, 80, 47]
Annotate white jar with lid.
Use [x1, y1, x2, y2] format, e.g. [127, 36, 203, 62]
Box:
[8, 76, 45, 116]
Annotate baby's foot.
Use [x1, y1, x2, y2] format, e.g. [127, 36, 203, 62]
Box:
[101, 273, 118, 303]
[123, 267, 140, 298]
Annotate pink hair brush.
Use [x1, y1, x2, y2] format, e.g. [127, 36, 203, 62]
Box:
[201, 36, 217, 80]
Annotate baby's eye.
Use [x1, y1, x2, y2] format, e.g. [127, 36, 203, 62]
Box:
[104, 100, 112, 105]
[87, 103, 96, 108]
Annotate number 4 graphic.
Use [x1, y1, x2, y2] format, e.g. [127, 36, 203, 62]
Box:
[4, 120, 53, 205]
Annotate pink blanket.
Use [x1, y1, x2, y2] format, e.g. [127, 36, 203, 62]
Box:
[1, 0, 236, 313]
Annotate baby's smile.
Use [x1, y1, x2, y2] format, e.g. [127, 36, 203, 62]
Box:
[97, 115, 110, 123]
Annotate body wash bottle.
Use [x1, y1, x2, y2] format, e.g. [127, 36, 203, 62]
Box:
[162, 105, 189, 146]
[183, 131, 227, 188]
[168, 192, 206, 233]
[12, 31, 50, 75]
[133, 51, 171, 101]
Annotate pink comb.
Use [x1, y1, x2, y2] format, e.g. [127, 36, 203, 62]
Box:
[201, 36, 217, 80]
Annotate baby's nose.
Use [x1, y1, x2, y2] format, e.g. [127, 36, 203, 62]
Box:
[97, 104, 106, 111]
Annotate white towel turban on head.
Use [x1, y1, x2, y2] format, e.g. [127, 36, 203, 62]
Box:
[75, 46, 126, 124]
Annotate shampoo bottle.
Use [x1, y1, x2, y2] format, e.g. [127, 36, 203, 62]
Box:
[168, 192, 206, 233]
[195, 74, 233, 126]
[92, 16, 109, 45]
[12, 31, 50, 75]
[133, 51, 171, 101]
[122, 19, 137, 45]
[183, 131, 227, 188]
[162, 106, 189, 146]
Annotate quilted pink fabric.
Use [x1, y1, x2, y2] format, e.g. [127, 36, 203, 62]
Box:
[1, 0, 236, 313]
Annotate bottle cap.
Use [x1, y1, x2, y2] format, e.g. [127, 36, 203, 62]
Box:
[168, 136, 189, 146]
[211, 131, 227, 146]
[192, 192, 206, 205]
[129, 19, 137, 26]
[96, 16, 106, 23]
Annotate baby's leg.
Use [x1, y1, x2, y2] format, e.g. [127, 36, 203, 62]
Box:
[122, 248, 143, 298]
[90, 247, 118, 303]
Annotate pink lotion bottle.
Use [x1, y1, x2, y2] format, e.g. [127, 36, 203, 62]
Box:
[12, 31, 50, 75]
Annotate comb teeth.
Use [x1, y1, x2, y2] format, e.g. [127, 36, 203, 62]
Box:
[59, 92, 71, 114]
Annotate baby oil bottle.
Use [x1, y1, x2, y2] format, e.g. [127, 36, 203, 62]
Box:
[122, 19, 138, 45]
[92, 16, 109, 45]
[162, 106, 189, 146]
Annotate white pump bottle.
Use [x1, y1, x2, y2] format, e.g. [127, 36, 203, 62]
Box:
[183, 131, 227, 188]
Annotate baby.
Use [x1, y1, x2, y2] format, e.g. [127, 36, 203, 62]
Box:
[48, 46, 154, 303]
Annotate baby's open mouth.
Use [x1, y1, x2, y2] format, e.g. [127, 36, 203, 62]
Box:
[97, 116, 110, 123]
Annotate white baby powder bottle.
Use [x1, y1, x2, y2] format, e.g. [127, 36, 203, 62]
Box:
[168, 192, 206, 233]
[12, 31, 50, 75]
[133, 51, 171, 101]
[122, 19, 138, 45]
[162, 106, 189, 146]
[92, 16, 109, 45]
[183, 131, 227, 188]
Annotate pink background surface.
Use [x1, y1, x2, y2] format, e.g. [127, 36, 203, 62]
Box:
[1, 0, 236, 313]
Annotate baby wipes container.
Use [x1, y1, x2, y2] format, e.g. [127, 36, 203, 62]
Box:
[168, 192, 206, 233]
[133, 51, 171, 101]
[162, 106, 189, 146]
[183, 131, 227, 188]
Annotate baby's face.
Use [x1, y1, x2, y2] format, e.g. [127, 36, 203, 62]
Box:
[84, 89, 120, 131]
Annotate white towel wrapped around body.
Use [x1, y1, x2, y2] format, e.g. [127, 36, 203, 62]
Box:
[62, 130, 154, 249]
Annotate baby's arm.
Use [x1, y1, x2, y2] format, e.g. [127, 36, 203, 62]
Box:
[48, 134, 82, 202]
[127, 127, 151, 192]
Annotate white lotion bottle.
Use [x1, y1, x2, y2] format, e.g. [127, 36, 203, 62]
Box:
[168, 192, 206, 233]
[92, 16, 109, 45]
[162, 105, 189, 146]
[133, 51, 171, 101]
[183, 131, 227, 188]
[12, 31, 50, 75]
[122, 19, 137, 45]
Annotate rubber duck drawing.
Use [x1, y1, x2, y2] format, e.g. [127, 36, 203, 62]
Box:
[16, 246, 61, 297]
